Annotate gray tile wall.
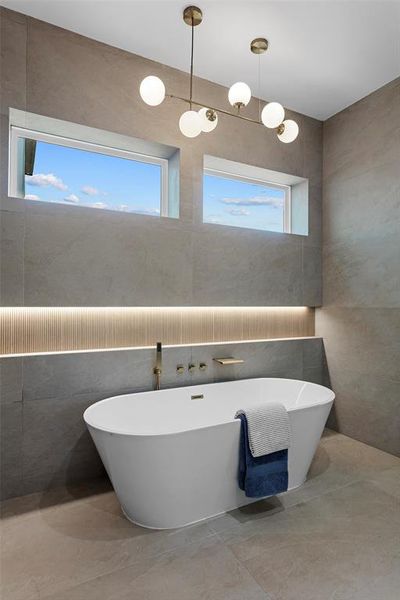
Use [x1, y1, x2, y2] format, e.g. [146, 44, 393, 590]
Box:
[0, 338, 327, 499]
[0, 8, 322, 308]
[316, 78, 400, 457]
[0, 8, 325, 499]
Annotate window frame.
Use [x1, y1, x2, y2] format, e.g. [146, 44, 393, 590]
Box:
[203, 166, 292, 234]
[9, 126, 170, 216]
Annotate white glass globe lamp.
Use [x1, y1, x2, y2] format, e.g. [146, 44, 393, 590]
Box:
[277, 119, 299, 143]
[228, 82, 251, 108]
[139, 76, 166, 106]
[179, 110, 202, 138]
[261, 102, 285, 128]
[198, 107, 218, 132]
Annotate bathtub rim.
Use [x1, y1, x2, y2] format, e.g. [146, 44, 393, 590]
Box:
[84, 377, 335, 438]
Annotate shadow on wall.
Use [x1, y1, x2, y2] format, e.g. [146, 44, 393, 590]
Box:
[322, 344, 338, 431]
[35, 433, 109, 516]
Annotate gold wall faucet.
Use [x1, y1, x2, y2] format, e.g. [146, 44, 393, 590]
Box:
[153, 342, 162, 390]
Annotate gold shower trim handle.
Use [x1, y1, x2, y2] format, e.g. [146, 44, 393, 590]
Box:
[213, 357, 244, 365]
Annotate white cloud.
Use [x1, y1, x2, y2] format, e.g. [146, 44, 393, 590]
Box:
[133, 207, 160, 216]
[221, 196, 283, 208]
[92, 202, 108, 209]
[205, 214, 224, 224]
[26, 173, 68, 191]
[117, 204, 130, 212]
[64, 194, 80, 203]
[225, 207, 250, 216]
[24, 194, 40, 200]
[82, 185, 99, 196]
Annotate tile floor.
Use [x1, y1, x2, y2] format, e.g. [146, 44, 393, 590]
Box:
[1, 430, 399, 600]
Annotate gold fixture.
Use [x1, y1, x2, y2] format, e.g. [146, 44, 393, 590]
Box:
[188, 363, 196, 373]
[139, 6, 299, 143]
[191, 394, 204, 400]
[153, 341, 162, 390]
[176, 364, 185, 374]
[183, 5, 203, 26]
[214, 357, 244, 365]
[277, 123, 285, 135]
[205, 108, 217, 122]
[199, 362, 207, 371]
[250, 38, 269, 54]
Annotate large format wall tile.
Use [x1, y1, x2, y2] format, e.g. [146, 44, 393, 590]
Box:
[302, 244, 322, 306]
[23, 208, 194, 306]
[0, 402, 23, 498]
[323, 78, 400, 184]
[327, 368, 400, 456]
[316, 307, 400, 381]
[0, 8, 27, 116]
[323, 234, 400, 308]
[22, 393, 105, 495]
[0, 210, 25, 306]
[192, 229, 303, 306]
[323, 161, 400, 246]
[0, 357, 23, 404]
[318, 78, 400, 456]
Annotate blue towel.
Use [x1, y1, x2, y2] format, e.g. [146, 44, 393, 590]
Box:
[237, 413, 288, 498]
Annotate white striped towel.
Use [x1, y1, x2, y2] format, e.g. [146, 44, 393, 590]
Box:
[235, 402, 291, 457]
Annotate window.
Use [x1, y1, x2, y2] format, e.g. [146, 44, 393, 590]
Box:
[8, 110, 179, 218]
[204, 171, 290, 233]
[203, 155, 309, 235]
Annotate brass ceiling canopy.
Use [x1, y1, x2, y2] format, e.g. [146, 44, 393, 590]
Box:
[139, 6, 299, 142]
[250, 38, 269, 54]
[183, 5, 203, 27]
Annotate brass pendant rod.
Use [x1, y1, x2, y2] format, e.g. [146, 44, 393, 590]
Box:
[189, 16, 194, 109]
[167, 93, 263, 125]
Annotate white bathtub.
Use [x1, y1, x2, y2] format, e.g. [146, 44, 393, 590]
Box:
[84, 378, 334, 529]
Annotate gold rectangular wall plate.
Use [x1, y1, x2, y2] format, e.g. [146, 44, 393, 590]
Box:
[0, 307, 315, 357]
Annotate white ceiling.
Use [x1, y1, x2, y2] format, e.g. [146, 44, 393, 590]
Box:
[2, 0, 400, 120]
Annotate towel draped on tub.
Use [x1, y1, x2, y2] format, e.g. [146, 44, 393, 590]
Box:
[235, 403, 291, 498]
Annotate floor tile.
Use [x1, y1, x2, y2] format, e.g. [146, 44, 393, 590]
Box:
[216, 481, 400, 599]
[1, 490, 214, 599]
[1, 430, 399, 600]
[41, 536, 271, 600]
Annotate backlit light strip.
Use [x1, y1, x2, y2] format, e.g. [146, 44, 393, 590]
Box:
[0, 307, 314, 357]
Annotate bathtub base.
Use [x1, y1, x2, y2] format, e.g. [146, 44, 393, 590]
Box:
[120, 481, 305, 530]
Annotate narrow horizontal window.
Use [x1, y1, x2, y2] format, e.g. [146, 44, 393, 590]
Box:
[204, 170, 290, 233]
[8, 110, 180, 219]
[203, 155, 309, 235]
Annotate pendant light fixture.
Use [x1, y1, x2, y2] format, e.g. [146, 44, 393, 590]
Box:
[139, 6, 299, 143]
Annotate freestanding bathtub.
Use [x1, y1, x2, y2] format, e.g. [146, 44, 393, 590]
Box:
[84, 378, 334, 529]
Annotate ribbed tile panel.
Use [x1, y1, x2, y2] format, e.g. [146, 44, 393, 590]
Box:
[0, 307, 315, 356]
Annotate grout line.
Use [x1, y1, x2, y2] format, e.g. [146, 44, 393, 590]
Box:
[212, 527, 275, 599]
[36, 529, 220, 600]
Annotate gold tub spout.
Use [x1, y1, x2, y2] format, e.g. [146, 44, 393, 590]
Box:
[213, 357, 244, 365]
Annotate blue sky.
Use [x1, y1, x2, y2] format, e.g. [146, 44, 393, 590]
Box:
[203, 174, 285, 232]
[25, 140, 285, 232]
[25, 140, 161, 215]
